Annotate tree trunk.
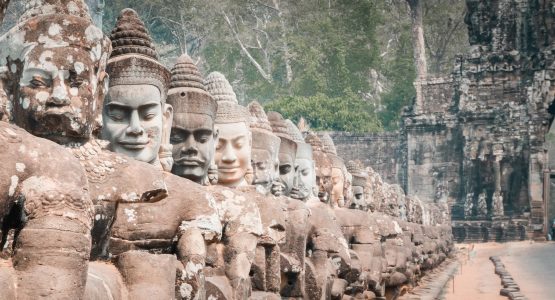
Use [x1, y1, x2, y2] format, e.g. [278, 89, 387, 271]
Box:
[0, 0, 10, 24]
[272, 0, 293, 84]
[406, 0, 427, 113]
[86, 0, 104, 29]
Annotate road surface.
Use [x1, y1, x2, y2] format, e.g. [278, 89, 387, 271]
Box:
[442, 241, 555, 300]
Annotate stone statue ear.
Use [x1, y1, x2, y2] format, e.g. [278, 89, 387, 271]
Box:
[213, 127, 219, 139]
[158, 103, 174, 172]
[0, 66, 10, 121]
[162, 103, 173, 145]
[92, 71, 109, 136]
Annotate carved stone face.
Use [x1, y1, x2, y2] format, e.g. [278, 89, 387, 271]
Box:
[251, 148, 278, 191]
[291, 158, 316, 200]
[170, 113, 217, 183]
[331, 167, 345, 204]
[317, 173, 332, 203]
[15, 45, 101, 143]
[344, 171, 353, 204]
[352, 186, 365, 205]
[215, 122, 251, 187]
[102, 85, 164, 164]
[278, 151, 295, 195]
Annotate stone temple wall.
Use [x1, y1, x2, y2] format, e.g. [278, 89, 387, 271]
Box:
[326, 131, 401, 184]
[407, 0, 555, 241]
[335, 0, 555, 241]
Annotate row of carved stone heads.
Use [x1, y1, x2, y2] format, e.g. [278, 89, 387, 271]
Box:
[0, 1, 452, 299]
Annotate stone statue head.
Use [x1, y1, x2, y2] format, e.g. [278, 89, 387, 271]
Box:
[285, 119, 316, 201]
[247, 101, 280, 192]
[167, 54, 218, 184]
[464, 0, 493, 47]
[102, 9, 171, 167]
[268, 112, 298, 196]
[0, 0, 111, 145]
[346, 160, 368, 210]
[207, 71, 251, 188]
[305, 132, 332, 203]
[320, 133, 345, 207]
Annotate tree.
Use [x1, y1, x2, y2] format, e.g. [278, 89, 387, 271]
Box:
[264, 91, 382, 133]
[0, 0, 10, 23]
[422, 0, 467, 74]
[406, 0, 427, 80]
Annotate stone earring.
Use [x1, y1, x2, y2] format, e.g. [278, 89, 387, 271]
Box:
[207, 162, 218, 185]
[158, 143, 174, 172]
[244, 165, 254, 185]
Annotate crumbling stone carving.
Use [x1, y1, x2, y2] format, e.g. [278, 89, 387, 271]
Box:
[0, 1, 457, 299]
[208, 71, 252, 188]
[268, 111, 298, 197]
[320, 133, 347, 208]
[102, 8, 172, 170]
[168, 54, 218, 185]
[346, 160, 369, 211]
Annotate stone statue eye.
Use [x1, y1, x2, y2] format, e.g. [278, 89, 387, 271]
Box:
[195, 132, 210, 144]
[280, 165, 291, 175]
[170, 135, 182, 144]
[257, 162, 267, 170]
[143, 113, 156, 120]
[70, 77, 85, 88]
[30, 77, 48, 88]
[69, 71, 86, 88]
[107, 107, 126, 121]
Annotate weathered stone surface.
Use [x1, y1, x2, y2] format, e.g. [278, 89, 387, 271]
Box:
[0, 2, 457, 300]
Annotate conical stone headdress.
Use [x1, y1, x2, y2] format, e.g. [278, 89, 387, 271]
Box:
[2, 0, 110, 65]
[305, 132, 331, 176]
[107, 9, 170, 100]
[268, 111, 297, 158]
[248, 101, 280, 153]
[320, 133, 338, 156]
[346, 160, 368, 187]
[285, 120, 312, 160]
[20, 0, 92, 23]
[206, 72, 248, 124]
[168, 54, 216, 119]
[320, 133, 343, 169]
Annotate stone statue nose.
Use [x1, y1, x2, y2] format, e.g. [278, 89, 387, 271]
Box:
[181, 135, 198, 154]
[48, 79, 70, 106]
[126, 111, 144, 136]
[221, 144, 237, 163]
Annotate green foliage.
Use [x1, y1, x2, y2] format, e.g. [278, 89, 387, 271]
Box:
[264, 90, 381, 133]
[380, 22, 416, 130]
[95, 0, 466, 132]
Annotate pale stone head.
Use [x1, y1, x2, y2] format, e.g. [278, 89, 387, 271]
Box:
[305, 132, 332, 203]
[268, 112, 298, 196]
[347, 160, 368, 210]
[321, 133, 345, 206]
[208, 71, 252, 187]
[102, 9, 171, 165]
[286, 119, 316, 201]
[0, 0, 110, 144]
[248, 101, 280, 192]
[168, 54, 218, 184]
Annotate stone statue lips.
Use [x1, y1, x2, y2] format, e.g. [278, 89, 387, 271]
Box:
[174, 157, 204, 167]
[117, 139, 149, 150]
[290, 187, 309, 199]
[43, 105, 75, 115]
[218, 166, 240, 174]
